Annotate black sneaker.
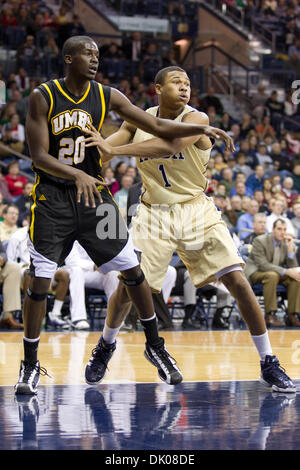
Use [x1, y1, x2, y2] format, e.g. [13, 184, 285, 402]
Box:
[144, 338, 182, 385]
[15, 360, 50, 395]
[260, 355, 296, 393]
[85, 336, 116, 385]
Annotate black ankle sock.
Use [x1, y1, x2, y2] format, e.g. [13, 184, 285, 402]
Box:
[140, 316, 162, 347]
[23, 337, 40, 363]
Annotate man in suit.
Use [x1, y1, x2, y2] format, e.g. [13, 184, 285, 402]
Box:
[245, 218, 300, 327]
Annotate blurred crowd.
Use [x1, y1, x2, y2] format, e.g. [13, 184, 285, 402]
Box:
[0, 0, 300, 331]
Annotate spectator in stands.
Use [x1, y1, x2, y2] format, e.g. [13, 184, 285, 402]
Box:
[213, 152, 228, 174]
[103, 42, 125, 79]
[243, 212, 267, 245]
[213, 193, 237, 231]
[114, 174, 134, 219]
[230, 194, 243, 219]
[14, 67, 30, 93]
[237, 199, 259, 240]
[245, 218, 300, 327]
[167, 1, 186, 17]
[291, 160, 300, 192]
[2, 113, 25, 152]
[5, 161, 27, 199]
[142, 43, 162, 82]
[67, 14, 86, 37]
[103, 165, 119, 196]
[17, 35, 40, 75]
[255, 115, 276, 140]
[246, 165, 264, 194]
[270, 141, 291, 171]
[0, 237, 23, 329]
[220, 167, 235, 196]
[288, 36, 300, 64]
[10, 90, 28, 125]
[0, 203, 19, 243]
[219, 112, 232, 131]
[232, 152, 253, 179]
[15, 181, 33, 226]
[240, 113, 255, 139]
[281, 176, 298, 207]
[253, 189, 269, 213]
[201, 87, 223, 115]
[291, 201, 300, 236]
[265, 90, 284, 133]
[256, 142, 274, 170]
[42, 35, 60, 76]
[262, 177, 274, 204]
[123, 31, 143, 75]
[284, 89, 299, 116]
[266, 198, 296, 235]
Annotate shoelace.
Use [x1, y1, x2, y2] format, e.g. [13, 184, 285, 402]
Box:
[153, 345, 177, 367]
[23, 361, 52, 379]
[265, 357, 288, 377]
[90, 345, 113, 370]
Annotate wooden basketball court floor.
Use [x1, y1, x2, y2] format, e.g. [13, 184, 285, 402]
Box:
[1, 329, 300, 451]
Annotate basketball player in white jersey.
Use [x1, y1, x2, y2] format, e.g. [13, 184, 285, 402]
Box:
[84, 66, 295, 393]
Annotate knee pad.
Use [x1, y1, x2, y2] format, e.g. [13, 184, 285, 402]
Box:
[27, 288, 47, 302]
[119, 270, 145, 287]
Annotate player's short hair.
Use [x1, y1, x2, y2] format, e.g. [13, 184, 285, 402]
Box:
[154, 66, 187, 85]
[62, 35, 96, 58]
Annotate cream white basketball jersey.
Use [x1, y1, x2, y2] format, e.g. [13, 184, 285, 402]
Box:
[133, 105, 211, 205]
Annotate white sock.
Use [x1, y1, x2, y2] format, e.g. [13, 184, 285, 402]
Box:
[52, 299, 63, 316]
[102, 322, 121, 345]
[251, 332, 273, 361]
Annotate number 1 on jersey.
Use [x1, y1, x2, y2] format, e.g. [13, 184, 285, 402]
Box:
[158, 164, 171, 188]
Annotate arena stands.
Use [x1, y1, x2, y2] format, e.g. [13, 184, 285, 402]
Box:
[0, 0, 300, 331]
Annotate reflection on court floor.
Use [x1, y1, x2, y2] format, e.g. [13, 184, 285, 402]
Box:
[0, 330, 300, 450]
[1, 381, 300, 450]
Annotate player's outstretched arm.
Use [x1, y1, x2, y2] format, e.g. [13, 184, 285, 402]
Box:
[84, 110, 218, 159]
[26, 89, 107, 207]
[109, 88, 235, 151]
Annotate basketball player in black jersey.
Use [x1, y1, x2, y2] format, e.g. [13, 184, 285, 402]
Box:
[15, 36, 235, 394]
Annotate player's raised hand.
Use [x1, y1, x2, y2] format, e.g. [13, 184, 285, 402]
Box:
[202, 126, 235, 152]
[83, 125, 113, 157]
[74, 169, 107, 208]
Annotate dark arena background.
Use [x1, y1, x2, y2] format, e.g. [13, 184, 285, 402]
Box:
[1, 0, 300, 457]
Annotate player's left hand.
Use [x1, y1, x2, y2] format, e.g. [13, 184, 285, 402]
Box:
[202, 126, 235, 152]
[83, 125, 112, 157]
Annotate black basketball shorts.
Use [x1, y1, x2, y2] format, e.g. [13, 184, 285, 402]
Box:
[28, 176, 139, 278]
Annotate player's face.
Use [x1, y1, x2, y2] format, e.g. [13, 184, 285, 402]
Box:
[159, 71, 191, 106]
[71, 41, 99, 79]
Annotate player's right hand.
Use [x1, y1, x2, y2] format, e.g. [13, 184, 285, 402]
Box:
[202, 126, 235, 152]
[74, 170, 107, 208]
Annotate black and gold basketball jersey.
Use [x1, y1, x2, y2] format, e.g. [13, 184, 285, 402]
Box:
[37, 78, 110, 183]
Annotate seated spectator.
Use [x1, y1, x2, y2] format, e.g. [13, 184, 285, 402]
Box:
[2, 113, 25, 151]
[255, 115, 276, 141]
[243, 212, 267, 244]
[125, 165, 138, 183]
[230, 180, 253, 199]
[246, 165, 264, 194]
[262, 177, 274, 204]
[232, 152, 253, 179]
[244, 219, 300, 327]
[0, 203, 19, 243]
[229, 123, 242, 147]
[142, 43, 162, 82]
[0, 127, 24, 158]
[213, 193, 237, 231]
[266, 199, 296, 236]
[14, 67, 30, 93]
[113, 161, 128, 183]
[0, 236, 23, 329]
[102, 42, 125, 79]
[220, 168, 235, 196]
[291, 201, 300, 236]
[288, 36, 300, 63]
[256, 142, 274, 170]
[253, 189, 269, 213]
[5, 161, 27, 199]
[219, 112, 232, 132]
[103, 166, 119, 195]
[284, 89, 299, 116]
[230, 195, 243, 219]
[240, 113, 255, 139]
[237, 199, 259, 240]
[251, 84, 268, 122]
[265, 90, 284, 133]
[281, 176, 298, 207]
[114, 174, 134, 219]
[63, 240, 120, 330]
[15, 181, 33, 226]
[17, 35, 40, 75]
[291, 160, 300, 193]
[66, 14, 86, 37]
[201, 87, 223, 115]
[270, 142, 291, 171]
[213, 152, 227, 173]
[246, 134, 260, 168]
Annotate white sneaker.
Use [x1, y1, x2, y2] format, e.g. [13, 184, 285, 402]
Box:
[72, 320, 90, 330]
[48, 311, 70, 329]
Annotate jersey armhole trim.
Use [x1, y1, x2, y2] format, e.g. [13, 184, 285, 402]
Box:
[97, 83, 106, 131]
[40, 83, 53, 122]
